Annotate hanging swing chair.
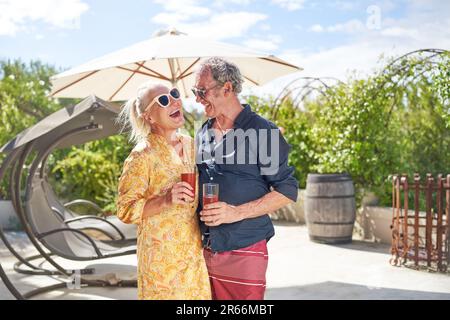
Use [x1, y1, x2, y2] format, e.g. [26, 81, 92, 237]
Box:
[0, 95, 138, 299]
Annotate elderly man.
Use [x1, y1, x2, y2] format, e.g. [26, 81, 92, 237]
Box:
[193, 57, 298, 300]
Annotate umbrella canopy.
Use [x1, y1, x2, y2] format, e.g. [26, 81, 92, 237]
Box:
[50, 28, 302, 101]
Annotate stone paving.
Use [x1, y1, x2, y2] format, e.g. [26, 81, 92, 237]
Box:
[1, 224, 450, 300]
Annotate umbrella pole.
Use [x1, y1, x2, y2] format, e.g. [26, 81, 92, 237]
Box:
[175, 58, 189, 98]
[168, 58, 177, 89]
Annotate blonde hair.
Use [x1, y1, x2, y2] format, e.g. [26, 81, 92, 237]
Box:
[117, 82, 158, 144]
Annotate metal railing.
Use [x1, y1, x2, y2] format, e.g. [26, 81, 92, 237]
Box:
[391, 174, 450, 272]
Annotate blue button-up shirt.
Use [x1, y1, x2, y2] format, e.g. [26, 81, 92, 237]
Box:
[196, 104, 298, 252]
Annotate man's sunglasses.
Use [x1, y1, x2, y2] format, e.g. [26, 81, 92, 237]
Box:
[191, 83, 222, 100]
[150, 88, 181, 108]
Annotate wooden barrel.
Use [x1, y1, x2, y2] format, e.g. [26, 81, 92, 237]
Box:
[305, 174, 356, 244]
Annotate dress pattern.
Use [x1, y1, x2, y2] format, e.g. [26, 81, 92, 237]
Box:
[116, 133, 211, 300]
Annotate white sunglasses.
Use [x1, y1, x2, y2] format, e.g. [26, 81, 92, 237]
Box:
[138, 88, 181, 117]
[149, 88, 181, 108]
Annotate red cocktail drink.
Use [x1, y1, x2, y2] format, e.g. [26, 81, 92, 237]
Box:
[181, 173, 196, 195]
[203, 195, 219, 206]
[202, 183, 219, 207]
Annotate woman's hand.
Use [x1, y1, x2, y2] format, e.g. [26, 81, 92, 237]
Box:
[165, 181, 195, 205]
[142, 182, 195, 220]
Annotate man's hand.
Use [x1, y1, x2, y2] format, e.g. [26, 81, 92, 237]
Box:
[200, 202, 242, 227]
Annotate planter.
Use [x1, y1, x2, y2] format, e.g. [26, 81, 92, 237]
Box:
[360, 206, 433, 245]
[270, 189, 305, 224]
[0, 200, 20, 230]
[359, 206, 392, 244]
[305, 173, 356, 244]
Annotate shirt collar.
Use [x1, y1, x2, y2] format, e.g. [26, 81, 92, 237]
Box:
[206, 104, 252, 130]
[233, 104, 252, 129]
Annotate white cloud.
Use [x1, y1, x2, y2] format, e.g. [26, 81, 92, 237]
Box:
[279, 43, 388, 81]
[260, 23, 272, 31]
[244, 39, 278, 51]
[179, 12, 267, 39]
[152, 13, 184, 26]
[309, 24, 324, 32]
[153, 0, 207, 12]
[310, 19, 366, 34]
[260, 0, 450, 95]
[331, 0, 397, 13]
[283, 24, 450, 82]
[244, 34, 282, 52]
[332, 1, 359, 11]
[271, 0, 306, 11]
[151, 0, 267, 40]
[0, 0, 89, 36]
[151, 0, 267, 39]
[380, 27, 419, 39]
[152, 0, 210, 25]
[378, 0, 397, 12]
[327, 19, 365, 33]
[213, 0, 255, 6]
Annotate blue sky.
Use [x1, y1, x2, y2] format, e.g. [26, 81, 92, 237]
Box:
[1, 0, 449, 85]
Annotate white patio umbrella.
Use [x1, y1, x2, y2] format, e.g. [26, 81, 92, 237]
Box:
[50, 28, 302, 101]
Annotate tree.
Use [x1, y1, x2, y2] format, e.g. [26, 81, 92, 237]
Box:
[49, 135, 132, 215]
[249, 50, 449, 207]
[0, 60, 65, 198]
[247, 95, 317, 188]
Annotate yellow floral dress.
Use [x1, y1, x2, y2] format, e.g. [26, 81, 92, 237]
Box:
[116, 133, 211, 300]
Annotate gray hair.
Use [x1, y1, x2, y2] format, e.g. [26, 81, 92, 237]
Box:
[198, 57, 244, 94]
[116, 82, 157, 144]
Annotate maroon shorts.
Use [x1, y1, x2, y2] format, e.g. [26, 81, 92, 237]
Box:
[203, 239, 269, 300]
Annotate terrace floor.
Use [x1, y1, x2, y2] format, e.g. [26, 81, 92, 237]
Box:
[1, 223, 450, 300]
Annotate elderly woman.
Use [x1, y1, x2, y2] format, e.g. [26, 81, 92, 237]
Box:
[116, 82, 211, 300]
